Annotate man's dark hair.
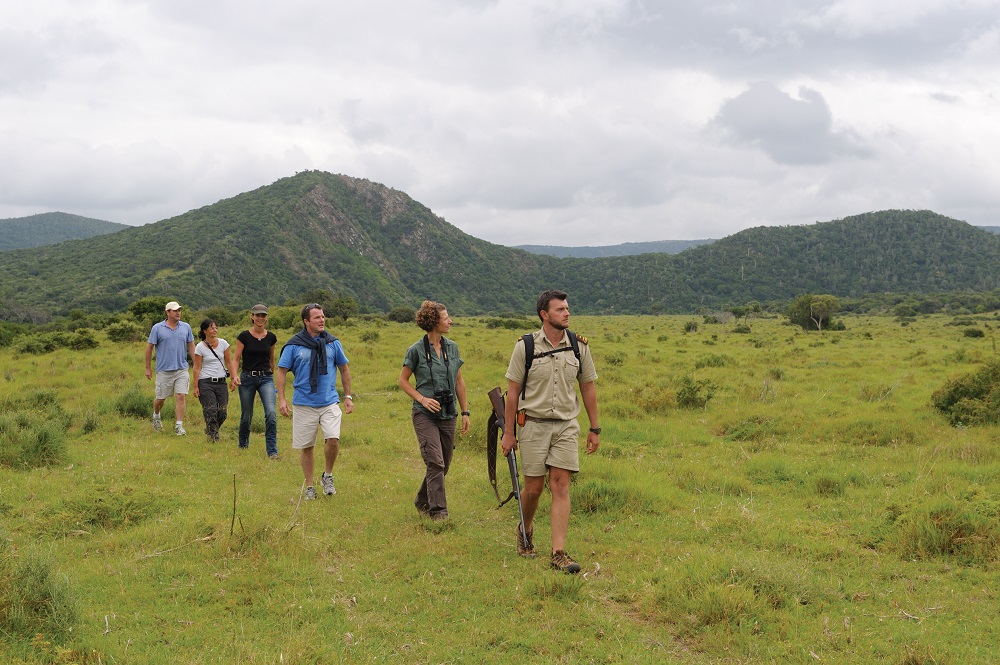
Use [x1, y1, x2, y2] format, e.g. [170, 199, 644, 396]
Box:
[301, 303, 324, 322]
[536, 289, 568, 322]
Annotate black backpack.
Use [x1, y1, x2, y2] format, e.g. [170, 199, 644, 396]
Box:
[519, 331, 584, 400]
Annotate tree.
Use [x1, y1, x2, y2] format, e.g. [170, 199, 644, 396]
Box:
[786, 294, 840, 331]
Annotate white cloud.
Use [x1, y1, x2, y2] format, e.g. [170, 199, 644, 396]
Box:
[1, 0, 999, 242]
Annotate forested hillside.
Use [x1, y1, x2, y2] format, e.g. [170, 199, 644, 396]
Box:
[0, 212, 128, 250]
[0, 172, 997, 319]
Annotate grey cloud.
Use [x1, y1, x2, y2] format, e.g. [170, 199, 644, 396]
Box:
[596, 1, 1000, 78]
[710, 82, 870, 165]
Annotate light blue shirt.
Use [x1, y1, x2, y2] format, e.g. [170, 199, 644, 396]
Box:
[147, 320, 194, 371]
[278, 337, 349, 407]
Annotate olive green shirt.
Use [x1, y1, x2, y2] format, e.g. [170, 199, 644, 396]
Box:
[505, 329, 597, 420]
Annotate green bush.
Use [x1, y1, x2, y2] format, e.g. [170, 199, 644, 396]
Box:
[683, 321, 698, 333]
[12, 330, 99, 354]
[694, 353, 730, 369]
[931, 361, 1000, 426]
[360, 330, 380, 343]
[106, 320, 144, 343]
[676, 375, 716, 409]
[963, 327, 985, 338]
[386, 306, 416, 324]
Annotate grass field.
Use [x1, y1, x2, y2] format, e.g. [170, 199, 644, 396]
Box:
[2, 312, 1000, 664]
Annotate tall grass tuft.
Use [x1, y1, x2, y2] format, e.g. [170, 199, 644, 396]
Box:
[0, 391, 68, 468]
[0, 534, 78, 641]
[47, 486, 165, 533]
[573, 478, 655, 514]
[113, 384, 153, 419]
[896, 500, 1000, 564]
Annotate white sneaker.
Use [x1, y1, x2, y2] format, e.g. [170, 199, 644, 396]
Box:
[320, 473, 336, 496]
[152, 416, 163, 432]
[304, 486, 318, 500]
[174, 424, 187, 436]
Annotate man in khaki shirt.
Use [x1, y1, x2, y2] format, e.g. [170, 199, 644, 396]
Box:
[502, 289, 600, 573]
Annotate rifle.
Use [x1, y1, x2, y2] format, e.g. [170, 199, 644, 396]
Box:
[487, 387, 530, 550]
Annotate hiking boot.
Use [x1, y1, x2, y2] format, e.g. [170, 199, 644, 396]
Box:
[516, 524, 536, 558]
[174, 424, 187, 436]
[268, 453, 281, 461]
[304, 486, 317, 501]
[152, 416, 163, 432]
[320, 472, 336, 496]
[550, 550, 581, 574]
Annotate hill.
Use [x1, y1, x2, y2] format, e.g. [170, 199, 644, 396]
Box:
[0, 172, 551, 317]
[980, 226, 1000, 235]
[0, 212, 129, 250]
[515, 239, 714, 258]
[0, 172, 997, 318]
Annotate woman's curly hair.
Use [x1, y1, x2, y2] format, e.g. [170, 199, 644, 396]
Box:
[415, 301, 447, 332]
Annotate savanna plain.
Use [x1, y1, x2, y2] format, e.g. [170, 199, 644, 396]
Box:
[4, 313, 1000, 664]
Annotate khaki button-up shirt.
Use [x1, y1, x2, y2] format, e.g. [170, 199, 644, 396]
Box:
[505, 329, 597, 420]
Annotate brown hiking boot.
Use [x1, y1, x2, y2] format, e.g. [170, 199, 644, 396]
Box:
[516, 524, 536, 558]
[550, 550, 581, 574]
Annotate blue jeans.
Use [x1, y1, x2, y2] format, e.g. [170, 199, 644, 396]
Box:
[238, 373, 278, 456]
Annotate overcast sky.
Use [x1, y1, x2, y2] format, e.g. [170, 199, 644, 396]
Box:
[2, 1, 998, 245]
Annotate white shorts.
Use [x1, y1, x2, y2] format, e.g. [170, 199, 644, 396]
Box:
[155, 369, 190, 400]
[291, 403, 343, 449]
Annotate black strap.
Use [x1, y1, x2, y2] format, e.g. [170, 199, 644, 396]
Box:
[421, 335, 451, 391]
[205, 342, 230, 377]
[519, 331, 581, 400]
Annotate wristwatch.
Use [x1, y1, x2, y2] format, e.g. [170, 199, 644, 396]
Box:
[461, 411, 470, 416]
[345, 395, 353, 400]
[589, 427, 601, 435]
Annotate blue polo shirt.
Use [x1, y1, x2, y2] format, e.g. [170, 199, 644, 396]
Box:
[278, 337, 349, 408]
[147, 320, 194, 371]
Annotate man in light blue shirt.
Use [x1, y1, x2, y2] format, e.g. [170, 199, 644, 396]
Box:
[277, 304, 354, 500]
[145, 301, 196, 435]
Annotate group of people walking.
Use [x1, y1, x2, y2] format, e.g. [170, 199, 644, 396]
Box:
[145, 289, 601, 573]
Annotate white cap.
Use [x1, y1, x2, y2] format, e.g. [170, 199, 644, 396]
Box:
[165, 301, 182, 311]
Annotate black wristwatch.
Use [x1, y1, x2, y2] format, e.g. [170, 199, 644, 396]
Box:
[589, 427, 601, 435]
[461, 411, 470, 416]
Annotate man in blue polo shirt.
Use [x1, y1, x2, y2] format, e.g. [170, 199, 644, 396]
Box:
[145, 301, 197, 435]
[277, 303, 354, 500]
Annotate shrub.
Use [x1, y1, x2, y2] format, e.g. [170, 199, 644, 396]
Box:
[683, 321, 698, 333]
[360, 330, 380, 343]
[931, 360, 1000, 426]
[106, 320, 144, 343]
[676, 375, 716, 409]
[484, 318, 528, 330]
[964, 327, 985, 338]
[196, 306, 241, 327]
[694, 353, 730, 369]
[386, 306, 416, 324]
[12, 330, 99, 354]
[732, 324, 752, 334]
[604, 352, 626, 367]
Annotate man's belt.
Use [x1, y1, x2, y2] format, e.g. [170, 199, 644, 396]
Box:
[524, 415, 564, 423]
[206, 377, 227, 383]
[245, 371, 272, 377]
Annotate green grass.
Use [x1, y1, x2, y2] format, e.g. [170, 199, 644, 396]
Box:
[2, 313, 1000, 663]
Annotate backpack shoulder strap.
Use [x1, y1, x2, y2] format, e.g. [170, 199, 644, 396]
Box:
[520, 333, 534, 400]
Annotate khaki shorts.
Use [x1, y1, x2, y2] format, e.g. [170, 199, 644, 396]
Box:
[518, 418, 580, 477]
[155, 369, 190, 400]
[291, 403, 342, 450]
